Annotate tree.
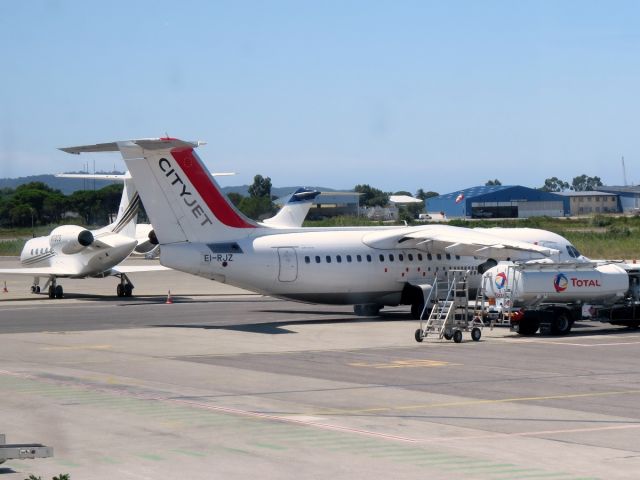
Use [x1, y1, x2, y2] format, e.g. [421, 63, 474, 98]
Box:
[248, 175, 272, 199]
[571, 174, 603, 192]
[485, 179, 502, 186]
[415, 188, 439, 200]
[354, 184, 389, 207]
[238, 196, 277, 220]
[540, 177, 569, 192]
[226, 192, 244, 207]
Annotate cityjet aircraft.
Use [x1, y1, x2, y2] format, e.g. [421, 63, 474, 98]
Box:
[61, 138, 586, 316]
[0, 173, 166, 298]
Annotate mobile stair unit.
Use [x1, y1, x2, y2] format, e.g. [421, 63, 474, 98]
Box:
[414, 269, 484, 343]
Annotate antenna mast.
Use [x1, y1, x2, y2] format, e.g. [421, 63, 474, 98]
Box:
[622, 156, 628, 186]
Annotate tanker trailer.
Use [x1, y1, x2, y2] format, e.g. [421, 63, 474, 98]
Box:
[481, 262, 629, 335]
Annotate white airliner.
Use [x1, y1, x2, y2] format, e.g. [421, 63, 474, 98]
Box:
[60, 138, 586, 316]
[0, 173, 167, 298]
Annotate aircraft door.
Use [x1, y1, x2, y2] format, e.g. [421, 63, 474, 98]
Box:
[277, 247, 298, 282]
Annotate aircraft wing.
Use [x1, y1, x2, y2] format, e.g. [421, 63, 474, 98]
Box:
[110, 265, 171, 274]
[0, 267, 73, 277]
[363, 225, 559, 260]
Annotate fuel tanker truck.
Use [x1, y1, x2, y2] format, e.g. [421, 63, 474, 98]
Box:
[480, 261, 640, 335]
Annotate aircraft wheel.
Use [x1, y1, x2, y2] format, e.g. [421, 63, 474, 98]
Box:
[124, 284, 133, 297]
[353, 305, 363, 316]
[48, 285, 55, 299]
[471, 327, 482, 342]
[30, 286, 36, 294]
[54, 285, 63, 299]
[414, 329, 424, 343]
[36, 286, 40, 293]
[116, 284, 124, 297]
[453, 330, 463, 343]
[443, 331, 453, 341]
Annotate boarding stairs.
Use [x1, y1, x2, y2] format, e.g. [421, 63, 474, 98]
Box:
[415, 269, 483, 343]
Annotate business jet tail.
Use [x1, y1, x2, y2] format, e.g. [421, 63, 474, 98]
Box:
[60, 139, 259, 244]
[56, 172, 140, 238]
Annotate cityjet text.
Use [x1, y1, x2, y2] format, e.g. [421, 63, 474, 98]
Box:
[159, 157, 213, 226]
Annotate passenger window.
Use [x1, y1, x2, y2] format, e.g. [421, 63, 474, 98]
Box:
[418, 253, 423, 261]
[367, 254, 372, 262]
[326, 256, 332, 263]
[456, 255, 460, 260]
[389, 254, 394, 262]
[399, 254, 404, 261]
[446, 253, 451, 260]
[336, 255, 342, 263]
[315, 256, 321, 263]
[408, 253, 413, 261]
[305, 256, 310, 264]
[437, 253, 442, 260]
[379, 254, 384, 262]
[346, 255, 352, 263]
[356, 255, 362, 262]
[427, 253, 432, 261]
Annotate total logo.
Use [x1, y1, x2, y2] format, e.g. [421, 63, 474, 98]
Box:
[495, 272, 507, 289]
[553, 273, 569, 292]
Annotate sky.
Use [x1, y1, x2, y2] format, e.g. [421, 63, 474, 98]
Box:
[1, 0, 640, 194]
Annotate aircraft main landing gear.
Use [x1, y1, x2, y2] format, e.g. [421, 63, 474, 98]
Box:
[116, 274, 134, 297]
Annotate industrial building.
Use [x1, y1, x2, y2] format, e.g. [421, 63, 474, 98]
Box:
[556, 190, 619, 215]
[427, 185, 570, 219]
[596, 186, 640, 213]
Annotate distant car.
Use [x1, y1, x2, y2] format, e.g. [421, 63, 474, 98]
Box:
[417, 213, 432, 220]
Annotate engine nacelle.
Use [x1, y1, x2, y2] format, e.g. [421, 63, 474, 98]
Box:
[49, 225, 94, 254]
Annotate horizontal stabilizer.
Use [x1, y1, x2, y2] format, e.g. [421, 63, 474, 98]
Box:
[60, 138, 202, 155]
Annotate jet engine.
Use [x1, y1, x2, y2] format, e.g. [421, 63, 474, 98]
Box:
[49, 225, 94, 254]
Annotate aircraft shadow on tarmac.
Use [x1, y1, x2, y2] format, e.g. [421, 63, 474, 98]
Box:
[0, 468, 17, 475]
[153, 316, 395, 335]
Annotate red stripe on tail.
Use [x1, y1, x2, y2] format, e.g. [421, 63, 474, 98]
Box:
[171, 147, 256, 229]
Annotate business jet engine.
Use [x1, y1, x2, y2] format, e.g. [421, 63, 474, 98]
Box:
[49, 225, 94, 254]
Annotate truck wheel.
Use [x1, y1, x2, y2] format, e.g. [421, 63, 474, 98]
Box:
[453, 330, 463, 343]
[551, 311, 573, 336]
[415, 329, 424, 342]
[517, 318, 540, 336]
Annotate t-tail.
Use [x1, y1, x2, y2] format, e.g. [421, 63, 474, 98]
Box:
[60, 138, 259, 244]
[55, 172, 140, 239]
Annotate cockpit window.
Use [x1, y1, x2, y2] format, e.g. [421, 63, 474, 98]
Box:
[566, 245, 581, 258]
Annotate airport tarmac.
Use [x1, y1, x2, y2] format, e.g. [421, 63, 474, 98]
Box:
[1, 257, 640, 479]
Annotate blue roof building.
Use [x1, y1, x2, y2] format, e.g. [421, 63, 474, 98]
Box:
[426, 185, 569, 219]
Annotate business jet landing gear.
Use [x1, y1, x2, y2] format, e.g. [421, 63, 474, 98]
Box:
[353, 304, 381, 316]
[116, 274, 134, 297]
[46, 278, 63, 299]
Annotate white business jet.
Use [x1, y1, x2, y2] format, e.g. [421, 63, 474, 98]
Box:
[60, 138, 585, 316]
[0, 173, 167, 298]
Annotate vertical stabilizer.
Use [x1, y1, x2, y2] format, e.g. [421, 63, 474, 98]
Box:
[116, 138, 259, 244]
[106, 174, 140, 238]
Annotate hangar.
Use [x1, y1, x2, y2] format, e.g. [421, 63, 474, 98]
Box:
[596, 186, 640, 213]
[426, 185, 569, 219]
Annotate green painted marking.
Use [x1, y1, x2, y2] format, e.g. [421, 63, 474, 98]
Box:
[171, 449, 207, 458]
[501, 474, 574, 479]
[252, 442, 287, 451]
[136, 453, 164, 461]
[97, 456, 121, 464]
[486, 469, 547, 477]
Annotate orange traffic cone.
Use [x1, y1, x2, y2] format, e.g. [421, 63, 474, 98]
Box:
[3, 281, 7, 293]
[165, 290, 173, 304]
